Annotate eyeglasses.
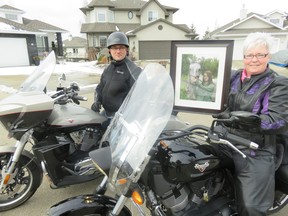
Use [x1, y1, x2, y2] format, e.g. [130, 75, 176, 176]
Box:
[244, 53, 269, 59]
[110, 46, 127, 51]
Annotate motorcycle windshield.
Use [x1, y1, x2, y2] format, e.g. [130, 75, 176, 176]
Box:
[100, 63, 174, 195]
[19, 51, 56, 92]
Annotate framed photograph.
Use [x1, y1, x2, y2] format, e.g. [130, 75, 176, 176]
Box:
[170, 40, 234, 114]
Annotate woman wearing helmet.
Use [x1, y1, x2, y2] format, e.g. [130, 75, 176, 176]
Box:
[91, 31, 142, 126]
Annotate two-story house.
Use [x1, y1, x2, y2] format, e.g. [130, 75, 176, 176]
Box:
[80, 0, 195, 60]
[210, 7, 288, 60]
[0, 4, 67, 67]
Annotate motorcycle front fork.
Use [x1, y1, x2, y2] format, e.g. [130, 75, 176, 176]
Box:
[0, 129, 33, 191]
[96, 175, 146, 216]
[110, 195, 146, 216]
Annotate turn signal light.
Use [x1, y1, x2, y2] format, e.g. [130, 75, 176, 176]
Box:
[4, 174, 11, 185]
[132, 190, 144, 205]
[117, 178, 128, 185]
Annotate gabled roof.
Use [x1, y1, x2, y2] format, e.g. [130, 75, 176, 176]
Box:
[222, 14, 286, 32]
[136, 0, 170, 17]
[63, 36, 87, 48]
[80, 0, 145, 14]
[0, 17, 45, 34]
[0, 4, 24, 13]
[81, 22, 140, 33]
[23, 18, 67, 33]
[80, 0, 177, 14]
[108, 0, 146, 10]
[128, 18, 191, 34]
[210, 11, 288, 36]
[0, 4, 67, 34]
[87, 0, 115, 7]
[264, 10, 287, 17]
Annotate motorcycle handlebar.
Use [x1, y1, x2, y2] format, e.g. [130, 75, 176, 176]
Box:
[72, 95, 88, 101]
[160, 124, 258, 154]
[51, 86, 87, 104]
[226, 133, 259, 150]
[212, 125, 259, 150]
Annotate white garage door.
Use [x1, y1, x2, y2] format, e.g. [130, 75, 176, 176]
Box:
[0, 37, 29, 67]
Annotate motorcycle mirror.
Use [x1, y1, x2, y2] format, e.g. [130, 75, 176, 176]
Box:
[70, 82, 80, 91]
[61, 73, 66, 81]
[57, 73, 66, 87]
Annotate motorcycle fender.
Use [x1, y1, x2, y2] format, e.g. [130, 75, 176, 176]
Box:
[48, 194, 132, 216]
[0, 146, 41, 171]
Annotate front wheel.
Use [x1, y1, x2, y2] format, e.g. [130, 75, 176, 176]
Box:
[48, 194, 131, 216]
[0, 152, 43, 211]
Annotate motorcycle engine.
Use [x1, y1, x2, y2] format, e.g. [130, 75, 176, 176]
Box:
[147, 161, 191, 215]
[70, 127, 101, 151]
[147, 138, 224, 215]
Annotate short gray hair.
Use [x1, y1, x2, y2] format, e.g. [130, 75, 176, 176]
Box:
[243, 32, 274, 54]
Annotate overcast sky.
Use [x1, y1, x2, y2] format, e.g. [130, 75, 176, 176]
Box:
[1, 0, 287, 38]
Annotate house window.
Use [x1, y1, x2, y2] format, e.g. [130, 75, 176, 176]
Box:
[108, 11, 114, 22]
[269, 18, 280, 25]
[148, 11, 158, 21]
[99, 36, 107, 48]
[97, 10, 106, 22]
[128, 11, 133, 19]
[5, 13, 18, 21]
[73, 48, 79, 54]
[92, 34, 97, 47]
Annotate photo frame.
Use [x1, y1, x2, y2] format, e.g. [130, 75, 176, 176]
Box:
[170, 40, 234, 114]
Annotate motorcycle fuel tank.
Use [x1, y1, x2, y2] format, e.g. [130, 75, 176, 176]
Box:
[47, 103, 107, 127]
[160, 138, 221, 183]
[0, 91, 54, 131]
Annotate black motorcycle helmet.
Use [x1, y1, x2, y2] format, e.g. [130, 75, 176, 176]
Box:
[107, 31, 129, 49]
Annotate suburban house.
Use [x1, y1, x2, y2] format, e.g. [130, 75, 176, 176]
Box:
[63, 36, 88, 62]
[79, 0, 195, 60]
[210, 7, 288, 60]
[0, 4, 67, 67]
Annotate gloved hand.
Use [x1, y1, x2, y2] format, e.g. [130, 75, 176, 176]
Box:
[91, 101, 101, 112]
[212, 111, 231, 119]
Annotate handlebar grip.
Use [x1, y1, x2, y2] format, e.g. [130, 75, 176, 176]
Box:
[226, 133, 259, 150]
[73, 95, 88, 101]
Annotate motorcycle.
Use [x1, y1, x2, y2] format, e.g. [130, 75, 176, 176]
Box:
[0, 51, 108, 211]
[48, 63, 288, 215]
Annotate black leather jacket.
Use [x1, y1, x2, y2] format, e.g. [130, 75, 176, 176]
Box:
[223, 67, 288, 151]
[95, 57, 142, 113]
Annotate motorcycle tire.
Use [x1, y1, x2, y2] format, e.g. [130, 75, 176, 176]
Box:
[0, 152, 43, 211]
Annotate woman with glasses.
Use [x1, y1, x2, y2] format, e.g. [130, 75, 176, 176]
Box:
[216, 32, 288, 215]
[91, 31, 142, 127]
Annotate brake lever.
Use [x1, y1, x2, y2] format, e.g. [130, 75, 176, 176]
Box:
[207, 131, 247, 158]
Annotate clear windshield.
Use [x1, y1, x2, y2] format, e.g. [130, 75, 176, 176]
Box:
[19, 51, 56, 92]
[100, 63, 174, 195]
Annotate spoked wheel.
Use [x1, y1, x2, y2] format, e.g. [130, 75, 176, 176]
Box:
[0, 152, 42, 211]
[267, 191, 288, 215]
